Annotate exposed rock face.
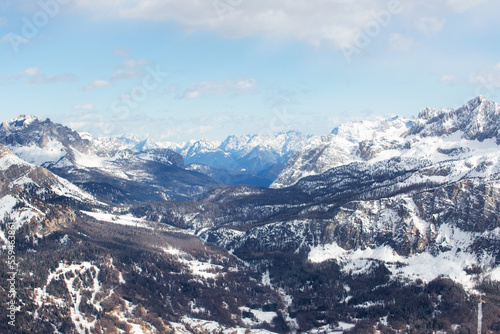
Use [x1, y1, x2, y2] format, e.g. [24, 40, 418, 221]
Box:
[409, 96, 500, 142]
[0, 115, 92, 157]
[139, 159, 499, 259]
[0, 144, 94, 239]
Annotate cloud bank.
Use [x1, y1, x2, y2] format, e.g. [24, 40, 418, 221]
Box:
[73, 0, 494, 49]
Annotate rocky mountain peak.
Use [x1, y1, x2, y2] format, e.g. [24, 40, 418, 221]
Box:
[272, 96, 500, 189]
[416, 106, 451, 121]
[5, 114, 41, 128]
[410, 96, 500, 142]
[117, 133, 142, 145]
[0, 114, 88, 147]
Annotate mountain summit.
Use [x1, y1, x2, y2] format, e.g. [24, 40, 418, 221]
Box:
[272, 96, 500, 188]
[409, 95, 500, 142]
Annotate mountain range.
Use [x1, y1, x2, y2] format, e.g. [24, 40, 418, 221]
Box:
[1, 96, 500, 333]
[159, 130, 318, 187]
[0, 116, 220, 204]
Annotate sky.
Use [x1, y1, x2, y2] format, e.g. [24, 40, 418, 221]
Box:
[1, 0, 500, 142]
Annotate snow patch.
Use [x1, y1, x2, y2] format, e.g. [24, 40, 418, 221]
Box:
[82, 211, 150, 229]
[162, 247, 223, 279]
[309, 236, 493, 290]
[12, 140, 66, 166]
[490, 267, 500, 281]
[33, 262, 102, 333]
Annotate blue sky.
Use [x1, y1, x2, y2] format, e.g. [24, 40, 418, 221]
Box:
[1, 0, 500, 142]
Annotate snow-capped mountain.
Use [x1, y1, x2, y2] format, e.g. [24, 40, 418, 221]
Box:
[0, 115, 93, 167]
[0, 144, 97, 204]
[272, 96, 500, 188]
[409, 95, 500, 142]
[3, 97, 500, 333]
[0, 116, 219, 203]
[270, 116, 412, 188]
[162, 131, 318, 187]
[165, 131, 314, 171]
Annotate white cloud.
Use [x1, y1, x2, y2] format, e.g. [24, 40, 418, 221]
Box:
[414, 17, 445, 35]
[235, 79, 257, 90]
[184, 90, 200, 99]
[19, 67, 41, 76]
[444, 0, 490, 13]
[111, 69, 145, 81]
[83, 79, 113, 91]
[72, 0, 496, 49]
[440, 74, 460, 85]
[401, 0, 492, 15]
[183, 78, 257, 99]
[73, 0, 395, 49]
[0, 17, 7, 26]
[388, 33, 414, 52]
[121, 58, 152, 68]
[59, 110, 109, 136]
[114, 47, 132, 58]
[73, 104, 95, 111]
[17, 67, 76, 85]
[470, 67, 500, 88]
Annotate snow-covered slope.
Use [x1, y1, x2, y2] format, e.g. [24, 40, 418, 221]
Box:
[0, 144, 102, 245]
[0, 145, 97, 203]
[271, 116, 410, 188]
[272, 96, 500, 188]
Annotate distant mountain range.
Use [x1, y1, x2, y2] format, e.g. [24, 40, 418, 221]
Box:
[0, 116, 219, 204]
[1, 96, 500, 333]
[158, 131, 318, 187]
